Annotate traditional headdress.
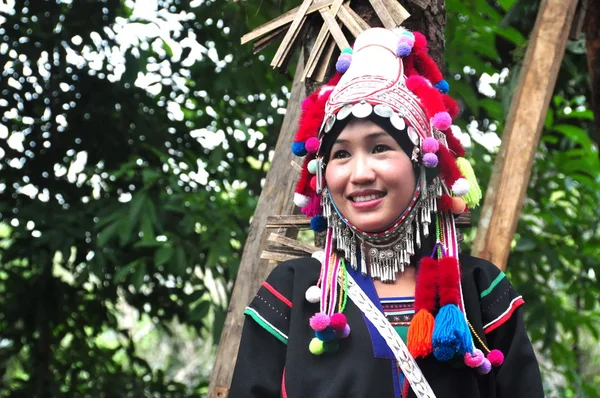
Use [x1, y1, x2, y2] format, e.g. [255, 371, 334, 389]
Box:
[294, 28, 502, 372]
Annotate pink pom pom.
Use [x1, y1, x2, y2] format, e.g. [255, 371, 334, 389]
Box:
[336, 54, 352, 73]
[487, 349, 504, 367]
[423, 153, 438, 168]
[398, 35, 415, 47]
[422, 137, 439, 153]
[464, 349, 485, 368]
[305, 137, 320, 154]
[329, 313, 347, 331]
[432, 112, 452, 130]
[309, 312, 330, 332]
[477, 358, 492, 375]
[336, 324, 351, 339]
[406, 76, 430, 93]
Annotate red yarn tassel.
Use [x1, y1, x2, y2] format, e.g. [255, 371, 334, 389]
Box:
[441, 127, 466, 157]
[436, 144, 464, 187]
[437, 256, 461, 307]
[407, 256, 438, 358]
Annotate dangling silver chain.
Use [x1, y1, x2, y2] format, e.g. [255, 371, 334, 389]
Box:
[322, 175, 442, 283]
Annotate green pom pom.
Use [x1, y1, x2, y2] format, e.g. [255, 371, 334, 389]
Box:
[341, 47, 353, 55]
[307, 159, 318, 174]
[324, 340, 340, 352]
[309, 337, 325, 355]
[456, 157, 482, 208]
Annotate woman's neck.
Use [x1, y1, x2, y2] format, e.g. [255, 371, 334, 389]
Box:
[372, 266, 416, 298]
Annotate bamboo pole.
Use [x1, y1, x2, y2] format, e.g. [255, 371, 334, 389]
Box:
[207, 53, 307, 398]
[472, 0, 580, 270]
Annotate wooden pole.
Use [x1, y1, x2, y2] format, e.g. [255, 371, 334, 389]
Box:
[207, 54, 307, 398]
[584, 1, 600, 153]
[471, 0, 580, 271]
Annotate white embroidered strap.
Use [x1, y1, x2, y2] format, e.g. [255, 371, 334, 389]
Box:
[345, 272, 437, 398]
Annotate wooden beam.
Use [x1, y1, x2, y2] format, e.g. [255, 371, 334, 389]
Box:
[584, 0, 600, 154]
[367, 0, 397, 28]
[207, 53, 307, 398]
[337, 4, 368, 38]
[270, 0, 313, 68]
[241, 0, 334, 45]
[472, 0, 580, 271]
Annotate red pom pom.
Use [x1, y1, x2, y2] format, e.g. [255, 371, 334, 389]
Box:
[438, 194, 453, 211]
[309, 312, 330, 332]
[309, 176, 318, 191]
[329, 313, 347, 331]
[487, 349, 505, 367]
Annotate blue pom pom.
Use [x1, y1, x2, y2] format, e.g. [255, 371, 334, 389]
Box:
[292, 141, 307, 156]
[316, 326, 336, 342]
[433, 345, 455, 361]
[336, 55, 352, 73]
[432, 304, 473, 359]
[396, 43, 412, 57]
[310, 215, 327, 232]
[434, 80, 450, 93]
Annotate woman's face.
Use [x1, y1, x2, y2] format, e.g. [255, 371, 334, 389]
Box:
[325, 119, 416, 232]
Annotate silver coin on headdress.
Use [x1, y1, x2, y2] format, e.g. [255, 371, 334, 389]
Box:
[337, 104, 353, 120]
[390, 113, 406, 131]
[407, 126, 420, 145]
[324, 114, 336, 133]
[374, 104, 394, 118]
[352, 101, 373, 118]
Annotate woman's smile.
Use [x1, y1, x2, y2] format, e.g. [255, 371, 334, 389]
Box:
[325, 118, 417, 232]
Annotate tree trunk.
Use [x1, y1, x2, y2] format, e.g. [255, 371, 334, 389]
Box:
[585, 1, 600, 155]
[208, 3, 446, 396]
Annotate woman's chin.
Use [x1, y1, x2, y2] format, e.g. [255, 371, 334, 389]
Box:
[351, 219, 392, 233]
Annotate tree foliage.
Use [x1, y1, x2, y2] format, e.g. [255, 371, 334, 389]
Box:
[0, 0, 598, 397]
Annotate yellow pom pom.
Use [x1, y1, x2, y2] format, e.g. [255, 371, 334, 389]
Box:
[456, 157, 482, 208]
[309, 338, 325, 355]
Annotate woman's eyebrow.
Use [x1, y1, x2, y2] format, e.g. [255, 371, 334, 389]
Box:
[333, 131, 389, 145]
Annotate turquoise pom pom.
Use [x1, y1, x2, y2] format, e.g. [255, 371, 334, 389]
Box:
[292, 141, 307, 156]
[434, 80, 450, 93]
[432, 304, 473, 360]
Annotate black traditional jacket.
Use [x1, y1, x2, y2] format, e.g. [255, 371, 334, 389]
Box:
[230, 255, 544, 398]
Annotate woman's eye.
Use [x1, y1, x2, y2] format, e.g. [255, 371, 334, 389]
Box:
[373, 144, 390, 153]
[332, 150, 350, 159]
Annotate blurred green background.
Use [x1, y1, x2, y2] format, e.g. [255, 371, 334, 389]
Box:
[0, 0, 598, 396]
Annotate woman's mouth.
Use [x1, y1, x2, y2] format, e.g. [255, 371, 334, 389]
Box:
[349, 192, 386, 209]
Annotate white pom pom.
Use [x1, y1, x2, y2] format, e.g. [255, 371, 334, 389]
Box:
[311, 250, 325, 264]
[452, 178, 471, 196]
[305, 285, 321, 303]
[293, 193, 310, 208]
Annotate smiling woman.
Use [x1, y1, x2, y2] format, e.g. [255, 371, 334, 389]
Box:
[230, 27, 544, 398]
[325, 118, 417, 232]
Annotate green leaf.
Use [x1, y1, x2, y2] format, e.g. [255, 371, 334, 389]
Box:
[154, 246, 174, 267]
[129, 191, 147, 226]
[114, 259, 141, 283]
[132, 262, 147, 291]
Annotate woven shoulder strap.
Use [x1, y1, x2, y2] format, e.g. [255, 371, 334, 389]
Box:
[345, 272, 437, 398]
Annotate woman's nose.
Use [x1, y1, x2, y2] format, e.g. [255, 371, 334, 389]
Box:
[350, 156, 376, 184]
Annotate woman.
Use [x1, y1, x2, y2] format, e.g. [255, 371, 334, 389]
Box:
[230, 27, 544, 398]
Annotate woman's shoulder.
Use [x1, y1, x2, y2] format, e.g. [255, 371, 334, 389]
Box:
[265, 256, 322, 285]
[459, 254, 505, 284]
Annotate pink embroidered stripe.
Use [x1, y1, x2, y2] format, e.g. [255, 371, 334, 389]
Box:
[281, 367, 288, 398]
[262, 282, 292, 308]
[484, 297, 525, 334]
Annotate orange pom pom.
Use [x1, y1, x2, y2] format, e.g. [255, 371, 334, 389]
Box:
[407, 309, 434, 358]
[451, 197, 466, 214]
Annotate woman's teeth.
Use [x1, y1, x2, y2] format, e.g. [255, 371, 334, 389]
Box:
[352, 194, 383, 202]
